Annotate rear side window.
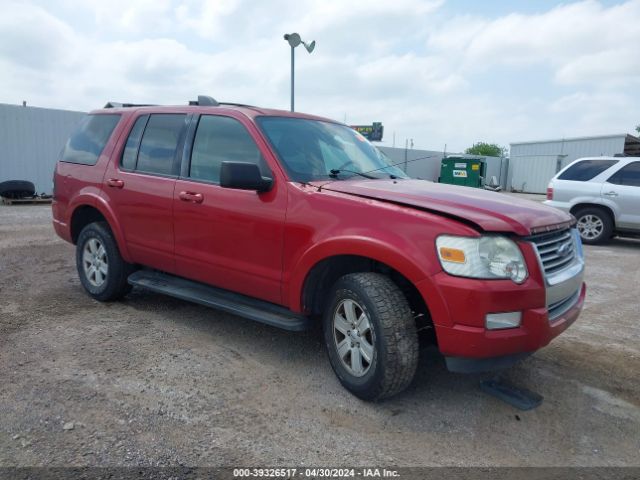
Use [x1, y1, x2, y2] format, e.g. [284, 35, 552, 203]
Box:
[136, 114, 187, 176]
[189, 115, 268, 183]
[558, 159, 618, 181]
[607, 161, 640, 187]
[60, 114, 121, 165]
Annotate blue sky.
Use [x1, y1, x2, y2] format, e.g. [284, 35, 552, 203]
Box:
[1, 0, 638, 152]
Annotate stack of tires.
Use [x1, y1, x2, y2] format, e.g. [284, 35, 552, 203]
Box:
[0, 180, 36, 199]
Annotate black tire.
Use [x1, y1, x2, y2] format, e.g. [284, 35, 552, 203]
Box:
[574, 207, 613, 245]
[323, 272, 419, 401]
[76, 221, 134, 301]
[0, 180, 35, 199]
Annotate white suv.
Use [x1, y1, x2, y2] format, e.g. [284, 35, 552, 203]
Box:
[544, 157, 640, 244]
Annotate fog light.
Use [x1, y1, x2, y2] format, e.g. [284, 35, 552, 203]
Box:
[486, 312, 522, 330]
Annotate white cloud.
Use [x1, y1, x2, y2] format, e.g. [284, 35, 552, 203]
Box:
[0, 2, 75, 69]
[1, 0, 639, 152]
[428, 0, 640, 88]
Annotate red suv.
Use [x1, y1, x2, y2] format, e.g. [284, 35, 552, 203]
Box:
[53, 96, 586, 400]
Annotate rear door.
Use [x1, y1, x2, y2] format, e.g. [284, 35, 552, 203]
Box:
[603, 161, 640, 230]
[552, 159, 620, 204]
[101, 113, 189, 272]
[172, 113, 286, 304]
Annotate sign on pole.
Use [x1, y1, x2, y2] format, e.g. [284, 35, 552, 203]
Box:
[351, 122, 384, 141]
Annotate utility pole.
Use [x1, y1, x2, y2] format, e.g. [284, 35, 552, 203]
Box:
[404, 139, 409, 173]
[290, 43, 295, 112]
[283, 33, 315, 112]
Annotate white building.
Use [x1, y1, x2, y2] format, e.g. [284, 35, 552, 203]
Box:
[509, 134, 640, 194]
[0, 103, 86, 194]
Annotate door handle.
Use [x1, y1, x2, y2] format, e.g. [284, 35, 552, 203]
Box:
[179, 191, 204, 204]
[107, 178, 124, 188]
[603, 191, 619, 197]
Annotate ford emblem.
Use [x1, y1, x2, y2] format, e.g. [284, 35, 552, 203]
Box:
[557, 243, 571, 257]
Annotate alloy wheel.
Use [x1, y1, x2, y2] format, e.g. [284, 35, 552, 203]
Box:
[82, 238, 108, 287]
[333, 299, 375, 377]
[577, 214, 604, 240]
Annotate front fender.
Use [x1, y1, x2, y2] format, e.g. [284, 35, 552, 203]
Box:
[287, 236, 436, 312]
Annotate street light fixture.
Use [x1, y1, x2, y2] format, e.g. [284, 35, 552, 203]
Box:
[284, 32, 315, 112]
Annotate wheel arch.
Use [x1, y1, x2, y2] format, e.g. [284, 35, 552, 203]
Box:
[300, 254, 431, 322]
[69, 197, 132, 262]
[290, 236, 436, 329]
[570, 203, 616, 227]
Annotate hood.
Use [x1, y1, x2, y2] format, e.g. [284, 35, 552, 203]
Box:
[312, 179, 572, 236]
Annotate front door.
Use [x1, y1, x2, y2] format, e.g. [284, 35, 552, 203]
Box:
[172, 113, 286, 304]
[602, 161, 640, 230]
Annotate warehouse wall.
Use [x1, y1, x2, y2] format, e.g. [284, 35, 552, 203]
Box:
[377, 147, 444, 180]
[378, 146, 506, 188]
[508, 135, 627, 193]
[0, 104, 86, 194]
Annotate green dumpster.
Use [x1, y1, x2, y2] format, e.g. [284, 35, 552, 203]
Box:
[439, 157, 486, 188]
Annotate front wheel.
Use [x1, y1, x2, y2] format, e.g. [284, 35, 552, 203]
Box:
[76, 221, 134, 301]
[323, 273, 419, 401]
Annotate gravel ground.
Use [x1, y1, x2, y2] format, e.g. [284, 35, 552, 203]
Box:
[1, 204, 639, 467]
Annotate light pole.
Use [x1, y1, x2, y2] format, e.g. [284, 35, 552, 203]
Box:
[283, 33, 315, 112]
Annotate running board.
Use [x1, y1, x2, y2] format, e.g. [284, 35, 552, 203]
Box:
[128, 270, 311, 331]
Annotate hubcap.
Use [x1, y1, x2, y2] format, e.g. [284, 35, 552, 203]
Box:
[82, 238, 108, 287]
[577, 214, 603, 240]
[333, 299, 375, 377]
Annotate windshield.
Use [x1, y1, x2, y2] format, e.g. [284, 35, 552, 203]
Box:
[257, 117, 409, 182]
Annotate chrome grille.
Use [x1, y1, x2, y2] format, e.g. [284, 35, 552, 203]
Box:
[530, 228, 577, 276]
[548, 288, 581, 321]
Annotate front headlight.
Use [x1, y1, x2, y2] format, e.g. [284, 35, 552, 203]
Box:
[436, 235, 528, 283]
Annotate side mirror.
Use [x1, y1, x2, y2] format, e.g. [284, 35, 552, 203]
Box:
[220, 161, 273, 192]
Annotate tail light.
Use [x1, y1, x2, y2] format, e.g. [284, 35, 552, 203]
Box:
[52, 164, 58, 198]
[546, 187, 553, 200]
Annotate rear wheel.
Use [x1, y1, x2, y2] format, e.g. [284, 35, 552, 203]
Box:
[323, 273, 418, 401]
[76, 222, 134, 301]
[574, 207, 613, 245]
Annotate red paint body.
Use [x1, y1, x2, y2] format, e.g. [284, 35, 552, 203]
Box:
[52, 105, 585, 361]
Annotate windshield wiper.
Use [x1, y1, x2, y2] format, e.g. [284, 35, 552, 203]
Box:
[329, 169, 377, 179]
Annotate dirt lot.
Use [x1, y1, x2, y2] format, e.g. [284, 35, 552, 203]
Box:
[1, 203, 639, 467]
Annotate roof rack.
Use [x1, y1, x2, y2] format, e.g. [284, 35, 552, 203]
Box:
[189, 95, 220, 106]
[104, 102, 156, 109]
[188, 96, 262, 112]
[103, 96, 262, 111]
[218, 102, 259, 108]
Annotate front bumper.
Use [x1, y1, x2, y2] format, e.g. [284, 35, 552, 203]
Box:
[435, 282, 585, 361]
[443, 282, 585, 372]
[445, 352, 533, 374]
[416, 236, 585, 370]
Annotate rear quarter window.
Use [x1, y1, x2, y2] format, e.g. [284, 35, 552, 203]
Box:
[60, 114, 121, 165]
[607, 161, 640, 187]
[558, 159, 618, 181]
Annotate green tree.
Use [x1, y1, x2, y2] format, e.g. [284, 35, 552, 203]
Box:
[465, 142, 506, 157]
[635, 124, 640, 135]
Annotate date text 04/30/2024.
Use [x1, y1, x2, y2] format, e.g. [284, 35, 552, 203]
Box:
[233, 468, 400, 478]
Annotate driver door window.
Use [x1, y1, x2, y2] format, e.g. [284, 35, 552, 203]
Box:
[189, 115, 268, 183]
